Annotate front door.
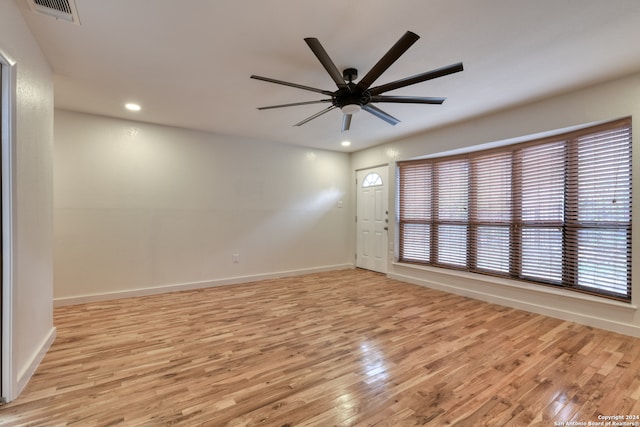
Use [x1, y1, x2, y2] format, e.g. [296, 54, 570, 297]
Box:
[356, 166, 389, 273]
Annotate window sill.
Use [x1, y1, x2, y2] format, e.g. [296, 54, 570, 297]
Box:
[391, 261, 637, 310]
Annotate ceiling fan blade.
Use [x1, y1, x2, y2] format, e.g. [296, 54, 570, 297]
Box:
[304, 38, 349, 90]
[257, 99, 332, 110]
[355, 31, 420, 92]
[341, 114, 352, 132]
[369, 95, 446, 104]
[251, 75, 334, 96]
[294, 105, 338, 127]
[368, 62, 464, 96]
[362, 104, 400, 126]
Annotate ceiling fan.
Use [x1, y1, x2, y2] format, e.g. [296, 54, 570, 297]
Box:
[250, 31, 463, 132]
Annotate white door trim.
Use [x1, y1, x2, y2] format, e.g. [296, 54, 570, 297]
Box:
[1, 49, 16, 403]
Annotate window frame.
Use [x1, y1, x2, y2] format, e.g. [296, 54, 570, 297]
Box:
[397, 118, 632, 302]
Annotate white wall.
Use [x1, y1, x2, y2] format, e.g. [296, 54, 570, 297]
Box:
[0, 0, 55, 401]
[54, 110, 353, 303]
[352, 71, 640, 337]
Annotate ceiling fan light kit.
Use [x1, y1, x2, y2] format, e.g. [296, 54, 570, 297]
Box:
[341, 104, 361, 115]
[251, 31, 463, 132]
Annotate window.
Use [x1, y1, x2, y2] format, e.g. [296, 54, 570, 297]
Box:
[398, 118, 632, 301]
[362, 172, 383, 187]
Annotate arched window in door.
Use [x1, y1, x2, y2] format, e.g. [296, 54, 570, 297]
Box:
[362, 172, 383, 187]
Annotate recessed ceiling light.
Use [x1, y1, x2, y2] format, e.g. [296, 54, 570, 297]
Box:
[341, 141, 351, 147]
[125, 103, 141, 111]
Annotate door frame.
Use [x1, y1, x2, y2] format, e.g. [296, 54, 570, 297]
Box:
[1, 49, 16, 403]
[355, 164, 389, 273]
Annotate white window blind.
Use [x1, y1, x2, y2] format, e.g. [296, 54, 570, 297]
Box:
[398, 118, 632, 301]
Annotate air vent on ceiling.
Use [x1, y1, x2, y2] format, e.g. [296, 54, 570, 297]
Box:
[27, 0, 81, 25]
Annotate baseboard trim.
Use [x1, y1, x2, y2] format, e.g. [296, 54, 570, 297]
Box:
[14, 327, 57, 401]
[54, 264, 354, 307]
[389, 271, 640, 338]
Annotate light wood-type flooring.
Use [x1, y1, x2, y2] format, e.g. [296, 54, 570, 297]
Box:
[3, 269, 640, 426]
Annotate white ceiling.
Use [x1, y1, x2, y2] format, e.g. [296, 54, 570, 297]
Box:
[15, 0, 640, 152]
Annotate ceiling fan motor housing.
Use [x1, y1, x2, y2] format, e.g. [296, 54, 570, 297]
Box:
[334, 84, 371, 111]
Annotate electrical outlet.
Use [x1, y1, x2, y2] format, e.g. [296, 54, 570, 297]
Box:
[232, 253, 240, 263]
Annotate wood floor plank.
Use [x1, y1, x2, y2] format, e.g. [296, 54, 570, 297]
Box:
[2, 268, 640, 426]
